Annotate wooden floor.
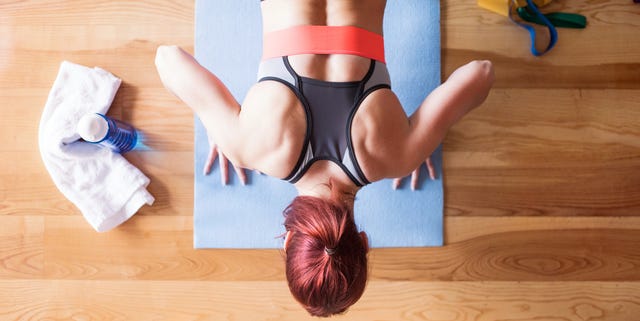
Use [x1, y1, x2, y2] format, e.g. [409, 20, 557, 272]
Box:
[2, 0, 640, 320]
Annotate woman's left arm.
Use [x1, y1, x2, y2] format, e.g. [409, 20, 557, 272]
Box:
[393, 60, 495, 189]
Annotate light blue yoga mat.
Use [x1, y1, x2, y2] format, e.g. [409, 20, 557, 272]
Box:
[194, 0, 442, 249]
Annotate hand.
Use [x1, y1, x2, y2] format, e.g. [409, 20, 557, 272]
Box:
[392, 156, 436, 190]
[204, 137, 247, 185]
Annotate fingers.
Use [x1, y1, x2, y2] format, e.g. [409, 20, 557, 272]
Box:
[392, 158, 437, 191]
[392, 178, 401, 190]
[205, 143, 246, 186]
[410, 169, 419, 190]
[426, 158, 436, 180]
[234, 164, 247, 185]
[219, 152, 229, 185]
[204, 146, 219, 175]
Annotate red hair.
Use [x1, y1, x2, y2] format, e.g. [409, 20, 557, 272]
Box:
[283, 196, 369, 317]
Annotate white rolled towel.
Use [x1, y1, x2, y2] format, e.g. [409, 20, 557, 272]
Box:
[38, 61, 154, 232]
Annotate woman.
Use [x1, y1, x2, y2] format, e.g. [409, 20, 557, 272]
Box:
[155, 0, 494, 317]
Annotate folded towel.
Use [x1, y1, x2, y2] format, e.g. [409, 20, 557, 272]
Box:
[38, 61, 154, 232]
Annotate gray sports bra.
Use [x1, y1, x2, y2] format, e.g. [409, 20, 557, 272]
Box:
[257, 57, 391, 187]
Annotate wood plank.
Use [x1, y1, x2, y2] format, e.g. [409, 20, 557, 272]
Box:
[0, 216, 44, 279]
[1, 280, 639, 321]
[0, 0, 193, 90]
[442, 1, 640, 88]
[1, 0, 193, 25]
[443, 88, 640, 216]
[373, 228, 640, 282]
[0, 47, 193, 90]
[114, 86, 195, 152]
[3, 215, 639, 281]
[0, 47, 193, 89]
[34, 216, 640, 281]
[444, 216, 640, 243]
[0, 0, 195, 88]
[0, 151, 195, 217]
[448, 89, 640, 153]
[0, 172, 192, 216]
[0, 175, 78, 216]
[0, 151, 194, 177]
[0, 87, 193, 153]
[42, 216, 285, 281]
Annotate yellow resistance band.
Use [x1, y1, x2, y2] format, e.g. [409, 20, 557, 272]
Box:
[478, 0, 552, 16]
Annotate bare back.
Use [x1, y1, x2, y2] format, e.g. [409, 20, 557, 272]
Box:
[239, 0, 411, 186]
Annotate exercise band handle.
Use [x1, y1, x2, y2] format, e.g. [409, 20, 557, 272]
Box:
[517, 7, 587, 29]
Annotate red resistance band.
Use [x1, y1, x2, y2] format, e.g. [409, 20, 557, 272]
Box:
[262, 25, 386, 63]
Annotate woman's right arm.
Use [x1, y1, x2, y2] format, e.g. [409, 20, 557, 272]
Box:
[155, 45, 247, 183]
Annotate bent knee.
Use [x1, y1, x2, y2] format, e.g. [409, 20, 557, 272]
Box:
[469, 60, 495, 84]
[154, 45, 182, 69]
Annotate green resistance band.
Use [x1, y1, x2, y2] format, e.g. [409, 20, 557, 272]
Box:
[517, 6, 587, 29]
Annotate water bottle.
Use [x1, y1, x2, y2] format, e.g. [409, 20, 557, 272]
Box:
[77, 113, 138, 153]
